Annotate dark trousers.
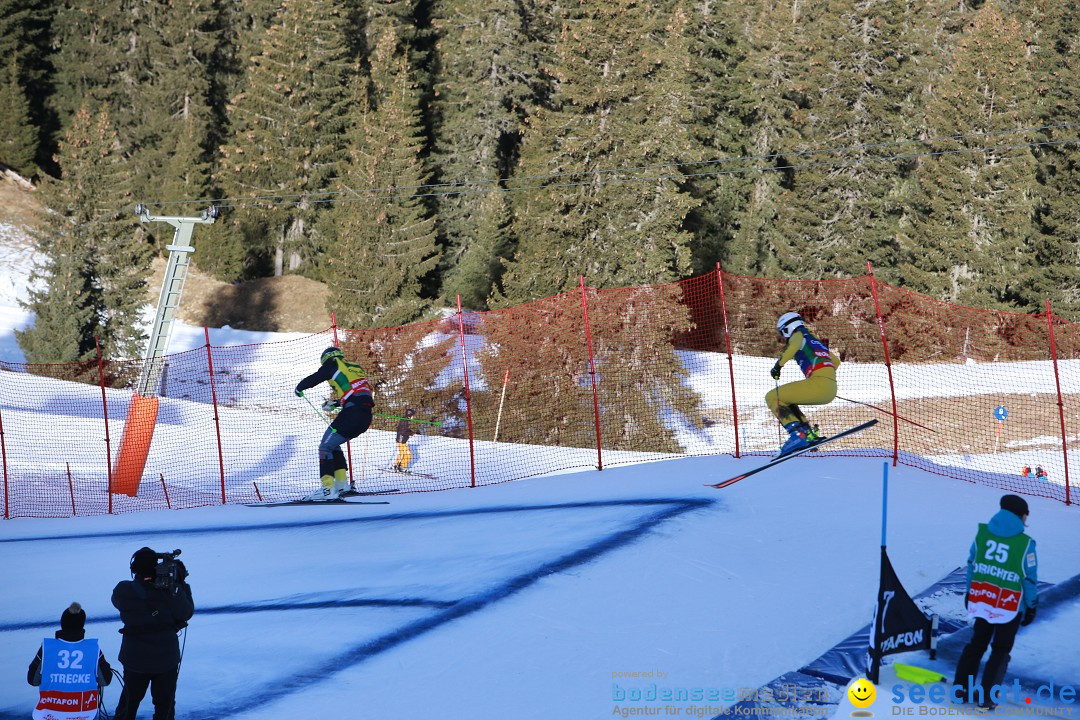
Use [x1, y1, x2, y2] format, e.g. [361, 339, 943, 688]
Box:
[953, 615, 1021, 705]
[114, 667, 179, 720]
[318, 401, 372, 475]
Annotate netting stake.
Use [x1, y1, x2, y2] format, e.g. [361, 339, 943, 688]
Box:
[160, 473, 171, 509]
[67, 463, 76, 516]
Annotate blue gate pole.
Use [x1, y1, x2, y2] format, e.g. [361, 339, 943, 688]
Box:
[881, 462, 889, 549]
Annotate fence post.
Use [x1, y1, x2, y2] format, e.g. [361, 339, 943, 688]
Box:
[716, 263, 741, 458]
[204, 328, 226, 504]
[457, 296, 478, 487]
[580, 276, 604, 471]
[865, 263, 899, 464]
[1, 410, 9, 519]
[96, 338, 115, 514]
[1045, 301, 1071, 505]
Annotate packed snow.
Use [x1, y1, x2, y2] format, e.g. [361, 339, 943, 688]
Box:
[1, 235, 1078, 720]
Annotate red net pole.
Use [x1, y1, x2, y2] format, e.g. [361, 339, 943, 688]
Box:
[1045, 301, 1072, 505]
[866, 263, 900, 463]
[716, 264, 741, 458]
[457, 295, 478, 487]
[0, 410, 8, 519]
[204, 327, 227, 504]
[580, 275, 604, 471]
[95, 337, 114, 514]
[331, 312, 355, 487]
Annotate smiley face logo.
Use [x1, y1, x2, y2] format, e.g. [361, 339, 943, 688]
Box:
[848, 678, 877, 710]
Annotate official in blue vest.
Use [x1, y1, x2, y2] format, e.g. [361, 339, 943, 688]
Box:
[27, 602, 113, 720]
[112, 547, 195, 720]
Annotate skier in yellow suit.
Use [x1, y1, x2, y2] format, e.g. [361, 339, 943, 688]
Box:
[766, 312, 840, 456]
[392, 409, 417, 472]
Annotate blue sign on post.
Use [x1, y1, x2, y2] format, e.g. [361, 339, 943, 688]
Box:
[994, 406, 1008, 421]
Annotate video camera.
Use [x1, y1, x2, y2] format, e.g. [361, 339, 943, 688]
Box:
[153, 549, 185, 595]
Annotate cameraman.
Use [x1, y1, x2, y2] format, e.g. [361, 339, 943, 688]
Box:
[112, 547, 194, 720]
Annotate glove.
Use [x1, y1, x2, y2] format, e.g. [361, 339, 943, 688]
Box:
[294, 386, 304, 397]
[174, 560, 188, 583]
[1021, 605, 1036, 626]
[770, 363, 782, 380]
[321, 399, 339, 412]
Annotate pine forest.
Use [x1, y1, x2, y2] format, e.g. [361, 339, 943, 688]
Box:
[2, 0, 1079, 365]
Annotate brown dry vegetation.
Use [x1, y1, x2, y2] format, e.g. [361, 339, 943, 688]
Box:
[1, 178, 331, 333]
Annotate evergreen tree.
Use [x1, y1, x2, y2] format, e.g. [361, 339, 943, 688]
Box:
[18, 106, 150, 367]
[1024, 0, 1080, 318]
[322, 27, 440, 328]
[682, 0, 754, 276]
[48, 1, 140, 151]
[499, 0, 702, 304]
[761, 0, 931, 280]
[128, 0, 222, 213]
[903, 3, 1039, 310]
[0, 0, 51, 173]
[0, 57, 37, 174]
[429, 0, 551, 307]
[215, 0, 353, 279]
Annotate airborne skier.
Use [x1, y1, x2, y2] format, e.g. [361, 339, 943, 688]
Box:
[767, 312, 841, 456]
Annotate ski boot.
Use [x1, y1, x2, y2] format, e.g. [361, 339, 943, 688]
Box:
[777, 421, 814, 457]
[304, 476, 340, 502]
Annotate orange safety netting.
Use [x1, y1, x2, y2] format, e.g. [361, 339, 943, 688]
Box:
[0, 267, 1075, 518]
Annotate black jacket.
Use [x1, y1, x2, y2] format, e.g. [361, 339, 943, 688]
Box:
[112, 577, 194, 673]
[396, 417, 414, 444]
[27, 628, 113, 686]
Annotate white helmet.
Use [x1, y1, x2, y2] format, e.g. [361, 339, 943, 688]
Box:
[776, 312, 805, 339]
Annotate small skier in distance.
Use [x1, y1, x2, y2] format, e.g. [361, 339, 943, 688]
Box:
[767, 312, 841, 456]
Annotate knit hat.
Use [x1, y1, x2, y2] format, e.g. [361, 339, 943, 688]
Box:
[1000, 494, 1029, 519]
[405, 408, 415, 417]
[60, 602, 86, 634]
[130, 547, 158, 577]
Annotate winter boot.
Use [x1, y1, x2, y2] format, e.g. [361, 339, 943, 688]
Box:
[778, 422, 813, 456]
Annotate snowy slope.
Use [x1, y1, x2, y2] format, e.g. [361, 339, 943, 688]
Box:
[1, 455, 1078, 720]
[1, 238, 1079, 720]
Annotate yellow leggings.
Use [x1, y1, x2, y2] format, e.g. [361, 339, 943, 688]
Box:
[765, 370, 836, 426]
[394, 443, 412, 470]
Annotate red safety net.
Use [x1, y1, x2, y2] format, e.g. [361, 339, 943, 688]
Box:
[0, 267, 1075, 518]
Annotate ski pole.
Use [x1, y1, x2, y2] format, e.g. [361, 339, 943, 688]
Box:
[835, 395, 937, 433]
[375, 412, 443, 427]
[299, 392, 332, 427]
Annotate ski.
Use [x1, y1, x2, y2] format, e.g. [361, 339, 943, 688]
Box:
[340, 488, 399, 497]
[377, 467, 436, 480]
[245, 498, 390, 507]
[707, 419, 878, 489]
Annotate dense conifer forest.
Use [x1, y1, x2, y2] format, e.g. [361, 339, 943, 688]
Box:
[2, 0, 1078, 364]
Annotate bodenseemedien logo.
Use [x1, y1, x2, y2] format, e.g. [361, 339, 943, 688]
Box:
[848, 678, 877, 717]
